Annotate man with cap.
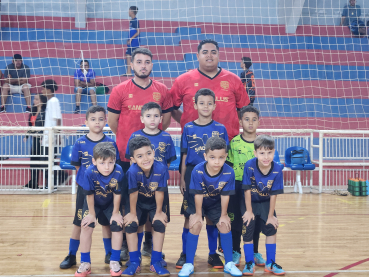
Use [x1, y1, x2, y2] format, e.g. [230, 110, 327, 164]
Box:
[1, 54, 32, 113]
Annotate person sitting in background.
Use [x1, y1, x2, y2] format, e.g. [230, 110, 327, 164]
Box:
[240, 57, 256, 106]
[0, 54, 32, 113]
[341, 0, 366, 36]
[74, 60, 97, 114]
[24, 94, 48, 189]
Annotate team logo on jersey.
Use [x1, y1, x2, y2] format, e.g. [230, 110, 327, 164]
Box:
[83, 151, 89, 156]
[220, 81, 229, 90]
[212, 131, 219, 137]
[218, 181, 227, 190]
[267, 180, 274, 188]
[129, 94, 133, 98]
[109, 178, 118, 188]
[194, 83, 198, 87]
[153, 92, 161, 101]
[149, 182, 158, 191]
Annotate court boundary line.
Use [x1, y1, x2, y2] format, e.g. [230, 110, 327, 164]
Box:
[2, 269, 369, 276]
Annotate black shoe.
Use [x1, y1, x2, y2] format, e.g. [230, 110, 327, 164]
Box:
[208, 253, 224, 269]
[105, 252, 122, 266]
[74, 106, 80, 114]
[120, 241, 129, 261]
[175, 252, 186, 269]
[142, 241, 152, 257]
[60, 254, 76, 269]
[0, 106, 5, 113]
[25, 106, 31, 113]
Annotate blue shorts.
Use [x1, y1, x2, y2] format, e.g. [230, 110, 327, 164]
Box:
[126, 46, 138, 56]
[74, 87, 96, 94]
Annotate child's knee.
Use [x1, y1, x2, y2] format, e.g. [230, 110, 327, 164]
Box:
[216, 223, 229, 234]
[125, 221, 138, 233]
[190, 221, 202, 235]
[263, 224, 277, 237]
[152, 220, 166, 233]
[110, 221, 123, 232]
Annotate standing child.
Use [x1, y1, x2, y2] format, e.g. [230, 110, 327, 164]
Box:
[125, 102, 176, 260]
[123, 136, 170, 276]
[60, 106, 120, 269]
[225, 106, 265, 266]
[75, 142, 124, 277]
[176, 88, 229, 269]
[123, 6, 140, 76]
[241, 135, 285, 276]
[240, 57, 255, 106]
[178, 137, 242, 277]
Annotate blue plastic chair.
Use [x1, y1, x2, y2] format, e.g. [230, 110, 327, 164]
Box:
[273, 149, 284, 170]
[60, 145, 77, 194]
[285, 147, 315, 194]
[168, 146, 181, 171]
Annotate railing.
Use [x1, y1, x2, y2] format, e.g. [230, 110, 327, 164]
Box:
[1, 127, 369, 194]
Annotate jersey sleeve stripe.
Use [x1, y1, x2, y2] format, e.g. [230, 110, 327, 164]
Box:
[107, 107, 121, 114]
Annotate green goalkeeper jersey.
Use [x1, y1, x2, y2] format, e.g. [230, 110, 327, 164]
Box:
[226, 134, 255, 181]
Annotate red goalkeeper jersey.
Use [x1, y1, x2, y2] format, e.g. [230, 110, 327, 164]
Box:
[170, 68, 250, 140]
[108, 79, 173, 162]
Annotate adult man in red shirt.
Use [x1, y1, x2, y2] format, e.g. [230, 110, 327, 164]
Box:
[171, 39, 250, 141]
[107, 48, 173, 260]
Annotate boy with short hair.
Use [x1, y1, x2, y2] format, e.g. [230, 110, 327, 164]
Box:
[76, 142, 124, 277]
[125, 102, 176, 260]
[241, 135, 285, 276]
[123, 136, 170, 276]
[60, 105, 120, 269]
[123, 6, 140, 76]
[225, 105, 265, 266]
[176, 88, 229, 269]
[240, 57, 255, 106]
[178, 137, 242, 277]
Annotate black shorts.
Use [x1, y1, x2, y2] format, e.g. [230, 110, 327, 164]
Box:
[125, 201, 169, 227]
[186, 199, 222, 225]
[228, 180, 243, 233]
[126, 47, 138, 56]
[73, 185, 110, 226]
[117, 160, 130, 207]
[180, 164, 195, 217]
[82, 198, 123, 231]
[242, 216, 277, 242]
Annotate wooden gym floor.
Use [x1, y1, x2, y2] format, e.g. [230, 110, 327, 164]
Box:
[0, 192, 368, 277]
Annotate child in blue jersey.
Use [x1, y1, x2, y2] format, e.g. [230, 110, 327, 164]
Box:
[176, 88, 229, 269]
[123, 136, 170, 277]
[123, 5, 140, 76]
[241, 135, 285, 276]
[76, 142, 124, 277]
[60, 106, 120, 270]
[178, 137, 242, 277]
[125, 102, 176, 259]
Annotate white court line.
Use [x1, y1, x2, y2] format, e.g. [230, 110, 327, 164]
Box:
[2, 270, 369, 277]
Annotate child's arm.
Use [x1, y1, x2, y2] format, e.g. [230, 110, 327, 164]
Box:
[266, 195, 278, 229]
[81, 194, 96, 228]
[110, 192, 124, 227]
[189, 194, 203, 229]
[180, 153, 187, 195]
[124, 191, 139, 226]
[218, 195, 231, 232]
[152, 191, 167, 225]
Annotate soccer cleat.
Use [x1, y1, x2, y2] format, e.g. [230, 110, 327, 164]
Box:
[208, 253, 224, 269]
[110, 261, 123, 277]
[122, 261, 141, 276]
[142, 241, 152, 257]
[150, 261, 171, 276]
[0, 106, 5, 113]
[178, 263, 194, 277]
[224, 261, 242, 277]
[60, 254, 77, 269]
[233, 251, 241, 266]
[120, 241, 129, 261]
[242, 261, 255, 276]
[253, 253, 266, 266]
[25, 106, 31, 113]
[74, 106, 81, 114]
[105, 252, 111, 264]
[264, 261, 285, 276]
[175, 252, 186, 269]
[75, 262, 91, 277]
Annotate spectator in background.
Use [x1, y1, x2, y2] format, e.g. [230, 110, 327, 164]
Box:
[74, 60, 97, 114]
[240, 57, 256, 106]
[341, 0, 366, 36]
[122, 6, 140, 77]
[24, 94, 48, 189]
[0, 54, 32, 113]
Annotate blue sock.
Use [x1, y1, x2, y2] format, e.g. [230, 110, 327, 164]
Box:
[81, 252, 91, 263]
[103, 238, 112, 256]
[182, 228, 189, 254]
[138, 232, 144, 256]
[266, 244, 276, 265]
[206, 225, 218, 255]
[129, 251, 140, 264]
[69, 238, 80, 255]
[243, 244, 254, 263]
[110, 249, 121, 262]
[220, 232, 233, 264]
[151, 250, 162, 264]
[185, 232, 199, 264]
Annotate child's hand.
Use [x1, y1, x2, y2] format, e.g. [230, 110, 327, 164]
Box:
[179, 179, 186, 195]
[218, 214, 231, 232]
[266, 216, 279, 229]
[127, 39, 132, 46]
[189, 214, 202, 229]
[153, 211, 168, 226]
[110, 213, 124, 227]
[81, 214, 96, 228]
[23, 137, 27, 143]
[242, 211, 255, 226]
[123, 212, 138, 227]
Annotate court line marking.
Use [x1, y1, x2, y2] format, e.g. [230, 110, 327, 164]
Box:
[323, 257, 369, 277]
[3, 270, 369, 277]
[41, 199, 50, 208]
